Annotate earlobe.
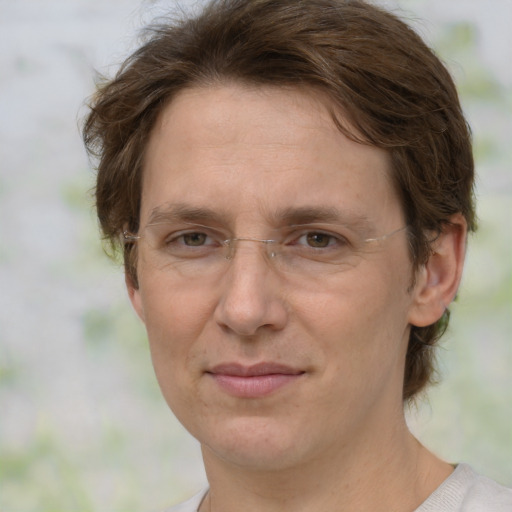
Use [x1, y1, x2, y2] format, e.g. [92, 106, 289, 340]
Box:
[408, 214, 467, 327]
[126, 273, 146, 324]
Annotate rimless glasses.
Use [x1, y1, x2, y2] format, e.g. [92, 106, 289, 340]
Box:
[123, 221, 408, 279]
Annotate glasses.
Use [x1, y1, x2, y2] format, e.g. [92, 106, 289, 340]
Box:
[123, 222, 407, 279]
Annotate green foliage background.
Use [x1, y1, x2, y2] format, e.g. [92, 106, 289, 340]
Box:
[0, 1, 510, 510]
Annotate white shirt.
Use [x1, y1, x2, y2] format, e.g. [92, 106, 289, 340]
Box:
[162, 464, 512, 512]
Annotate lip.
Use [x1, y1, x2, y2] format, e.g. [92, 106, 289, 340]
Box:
[207, 362, 305, 398]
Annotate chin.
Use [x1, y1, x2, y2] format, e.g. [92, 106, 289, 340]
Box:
[198, 415, 311, 471]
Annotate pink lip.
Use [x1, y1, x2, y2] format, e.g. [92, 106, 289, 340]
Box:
[207, 363, 305, 398]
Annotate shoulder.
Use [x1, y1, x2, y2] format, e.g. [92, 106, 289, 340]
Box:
[461, 466, 512, 512]
[161, 489, 208, 512]
[416, 464, 512, 512]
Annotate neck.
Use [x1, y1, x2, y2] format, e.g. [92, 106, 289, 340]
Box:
[200, 414, 452, 512]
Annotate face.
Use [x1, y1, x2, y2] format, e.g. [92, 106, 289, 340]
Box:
[129, 84, 423, 471]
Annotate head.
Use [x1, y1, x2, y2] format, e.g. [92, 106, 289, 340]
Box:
[83, 0, 475, 403]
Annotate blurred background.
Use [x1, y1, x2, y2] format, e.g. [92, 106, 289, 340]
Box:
[0, 0, 510, 510]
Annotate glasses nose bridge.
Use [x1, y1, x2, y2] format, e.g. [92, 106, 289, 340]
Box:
[224, 237, 278, 261]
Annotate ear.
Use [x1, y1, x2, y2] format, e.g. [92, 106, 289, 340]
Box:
[126, 272, 146, 324]
[408, 213, 468, 327]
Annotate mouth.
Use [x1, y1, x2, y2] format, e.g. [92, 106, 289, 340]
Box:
[206, 362, 305, 398]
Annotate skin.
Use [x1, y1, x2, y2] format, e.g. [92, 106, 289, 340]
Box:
[128, 84, 467, 512]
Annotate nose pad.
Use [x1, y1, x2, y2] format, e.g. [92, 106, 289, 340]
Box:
[224, 237, 279, 262]
[214, 238, 287, 336]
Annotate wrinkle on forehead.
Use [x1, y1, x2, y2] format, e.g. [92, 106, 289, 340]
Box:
[141, 83, 401, 233]
[152, 83, 350, 148]
[145, 201, 376, 235]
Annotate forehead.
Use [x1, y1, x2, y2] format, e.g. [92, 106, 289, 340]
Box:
[141, 84, 401, 229]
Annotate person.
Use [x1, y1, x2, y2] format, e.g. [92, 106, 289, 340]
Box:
[82, 0, 512, 510]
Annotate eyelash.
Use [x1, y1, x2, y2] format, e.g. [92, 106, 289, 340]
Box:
[165, 231, 217, 247]
[163, 229, 350, 249]
[293, 231, 348, 248]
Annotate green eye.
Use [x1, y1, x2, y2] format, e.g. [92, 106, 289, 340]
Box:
[182, 233, 208, 246]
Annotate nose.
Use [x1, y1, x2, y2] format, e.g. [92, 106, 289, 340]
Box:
[213, 242, 288, 337]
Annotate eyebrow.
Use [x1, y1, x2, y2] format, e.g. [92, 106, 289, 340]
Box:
[147, 203, 229, 226]
[146, 202, 374, 232]
[274, 205, 355, 224]
[272, 206, 374, 232]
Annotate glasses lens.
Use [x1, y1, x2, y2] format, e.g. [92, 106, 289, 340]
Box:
[136, 222, 404, 279]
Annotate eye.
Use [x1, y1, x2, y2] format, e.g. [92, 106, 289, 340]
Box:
[304, 232, 335, 248]
[294, 231, 347, 249]
[181, 232, 209, 246]
[163, 230, 218, 250]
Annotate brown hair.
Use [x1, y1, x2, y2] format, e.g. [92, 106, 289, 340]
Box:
[83, 0, 476, 401]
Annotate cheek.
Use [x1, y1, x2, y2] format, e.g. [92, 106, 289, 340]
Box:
[137, 277, 214, 391]
[297, 264, 411, 374]
[141, 273, 212, 334]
